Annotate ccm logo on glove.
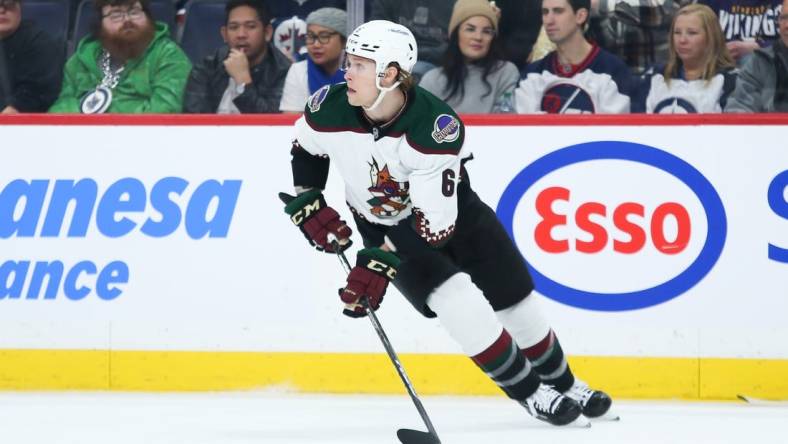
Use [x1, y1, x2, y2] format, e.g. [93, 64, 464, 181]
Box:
[279, 190, 352, 253]
[367, 259, 397, 280]
[340, 248, 400, 318]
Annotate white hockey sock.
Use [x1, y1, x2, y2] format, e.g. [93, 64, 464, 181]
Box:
[426, 273, 503, 356]
[495, 295, 551, 348]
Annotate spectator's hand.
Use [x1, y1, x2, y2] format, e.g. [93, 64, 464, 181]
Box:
[727, 40, 759, 61]
[1, 105, 19, 114]
[224, 49, 253, 85]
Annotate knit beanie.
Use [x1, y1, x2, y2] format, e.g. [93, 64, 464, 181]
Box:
[306, 7, 348, 38]
[448, 0, 499, 36]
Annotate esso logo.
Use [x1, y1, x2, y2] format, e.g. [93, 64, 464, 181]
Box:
[497, 141, 727, 311]
[534, 186, 692, 255]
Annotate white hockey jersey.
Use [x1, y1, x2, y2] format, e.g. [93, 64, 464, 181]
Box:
[632, 66, 738, 113]
[515, 45, 633, 114]
[290, 84, 471, 251]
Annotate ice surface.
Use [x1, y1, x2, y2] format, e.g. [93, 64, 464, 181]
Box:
[0, 392, 784, 444]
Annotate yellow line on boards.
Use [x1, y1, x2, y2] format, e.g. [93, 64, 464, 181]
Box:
[0, 350, 786, 400]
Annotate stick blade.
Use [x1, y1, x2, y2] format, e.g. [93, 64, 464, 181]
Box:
[397, 428, 441, 444]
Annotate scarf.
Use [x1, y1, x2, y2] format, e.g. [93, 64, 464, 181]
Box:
[307, 57, 345, 94]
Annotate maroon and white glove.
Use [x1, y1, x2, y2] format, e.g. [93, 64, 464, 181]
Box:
[339, 248, 400, 318]
[280, 190, 352, 253]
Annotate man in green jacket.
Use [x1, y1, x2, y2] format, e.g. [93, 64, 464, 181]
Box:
[50, 0, 191, 113]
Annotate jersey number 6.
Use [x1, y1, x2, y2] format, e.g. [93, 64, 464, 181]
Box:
[442, 169, 456, 197]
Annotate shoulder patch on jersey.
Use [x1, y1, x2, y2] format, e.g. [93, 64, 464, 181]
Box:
[431, 114, 461, 143]
[308, 85, 331, 113]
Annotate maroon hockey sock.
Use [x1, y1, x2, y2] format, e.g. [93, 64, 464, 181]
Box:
[471, 329, 541, 400]
[521, 330, 575, 392]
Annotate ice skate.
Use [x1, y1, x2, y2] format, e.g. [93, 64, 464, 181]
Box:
[563, 379, 618, 420]
[520, 384, 589, 427]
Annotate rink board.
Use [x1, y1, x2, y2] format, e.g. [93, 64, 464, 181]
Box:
[1, 114, 787, 399]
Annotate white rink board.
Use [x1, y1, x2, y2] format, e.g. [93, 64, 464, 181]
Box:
[1, 124, 787, 359]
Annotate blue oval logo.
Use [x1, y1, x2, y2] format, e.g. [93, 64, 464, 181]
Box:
[496, 141, 727, 311]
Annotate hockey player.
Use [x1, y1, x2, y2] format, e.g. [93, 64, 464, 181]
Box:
[279, 19, 613, 427]
[516, 0, 632, 113]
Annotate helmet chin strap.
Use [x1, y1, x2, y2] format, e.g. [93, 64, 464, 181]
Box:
[363, 75, 401, 112]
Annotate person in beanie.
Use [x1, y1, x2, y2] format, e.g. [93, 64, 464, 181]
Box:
[279, 7, 346, 112]
[183, 0, 291, 113]
[419, 0, 520, 113]
[49, 0, 190, 113]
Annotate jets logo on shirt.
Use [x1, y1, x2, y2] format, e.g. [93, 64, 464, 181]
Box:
[541, 84, 595, 114]
[431, 114, 460, 143]
[367, 159, 410, 217]
[654, 97, 697, 114]
[308, 85, 331, 113]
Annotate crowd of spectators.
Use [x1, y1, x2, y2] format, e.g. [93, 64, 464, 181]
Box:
[0, 0, 785, 114]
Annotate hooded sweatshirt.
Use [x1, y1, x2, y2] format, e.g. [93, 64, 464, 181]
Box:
[49, 22, 191, 113]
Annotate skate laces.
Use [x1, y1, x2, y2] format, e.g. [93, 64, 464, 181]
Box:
[566, 379, 594, 406]
[527, 384, 564, 414]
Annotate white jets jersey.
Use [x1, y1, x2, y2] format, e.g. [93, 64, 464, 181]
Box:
[632, 66, 737, 113]
[291, 84, 470, 248]
[515, 45, 633, 114]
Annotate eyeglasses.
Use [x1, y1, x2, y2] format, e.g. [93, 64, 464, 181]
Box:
[102, 5, 145, 23]
[306, 31, 338, 45]
[0, 0, 19, 13]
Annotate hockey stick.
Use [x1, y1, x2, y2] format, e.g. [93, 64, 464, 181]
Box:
[329, 238, 441, 444]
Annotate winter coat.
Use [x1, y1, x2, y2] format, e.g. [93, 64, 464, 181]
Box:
[725, 40, 788, 112]
[183, 43, 291, 113]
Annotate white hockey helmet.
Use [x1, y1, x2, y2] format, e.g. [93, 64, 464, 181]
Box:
[346, 20, 418, 78]
[344, 20, 418, 110]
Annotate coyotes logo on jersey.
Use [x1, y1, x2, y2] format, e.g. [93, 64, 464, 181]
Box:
[367, 159, 410, 217]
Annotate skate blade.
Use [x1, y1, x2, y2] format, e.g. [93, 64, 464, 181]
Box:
[568, 415, 591, 428]
[590, 410, 620, 421]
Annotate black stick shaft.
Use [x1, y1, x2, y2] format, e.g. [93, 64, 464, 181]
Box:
[333, 245, 441, 443]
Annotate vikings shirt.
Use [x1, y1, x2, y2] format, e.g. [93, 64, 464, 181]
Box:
[290, 83, 470, 254]
[632, 65, 738, 113]
[515, 45, 633, 114]
[699, 0, 783, 44]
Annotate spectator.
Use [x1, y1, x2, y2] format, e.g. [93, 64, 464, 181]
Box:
[268, 0, 345, 63]
[50, 0, 189, 113]
[279, 7, 346, 112]
[419, 0, 519, 113]
[0, 0, 64, 113]
[369, 0, 455, 81]
[699, 0, 784, 64]
[183, 0, 291, 114]
[589, 0, 692, 75]
[495, 0, 543, 70]
[516, 0, 632, 113]
[632, 3, 736, 112]
[726, 0, 788, 111]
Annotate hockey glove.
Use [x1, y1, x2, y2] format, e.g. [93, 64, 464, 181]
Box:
[339, 248, 400, 318]
[280, 190, 352, 253]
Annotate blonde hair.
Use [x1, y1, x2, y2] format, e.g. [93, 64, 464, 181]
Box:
[664, 4, 734, 84]
[386, 62, 415, 92]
